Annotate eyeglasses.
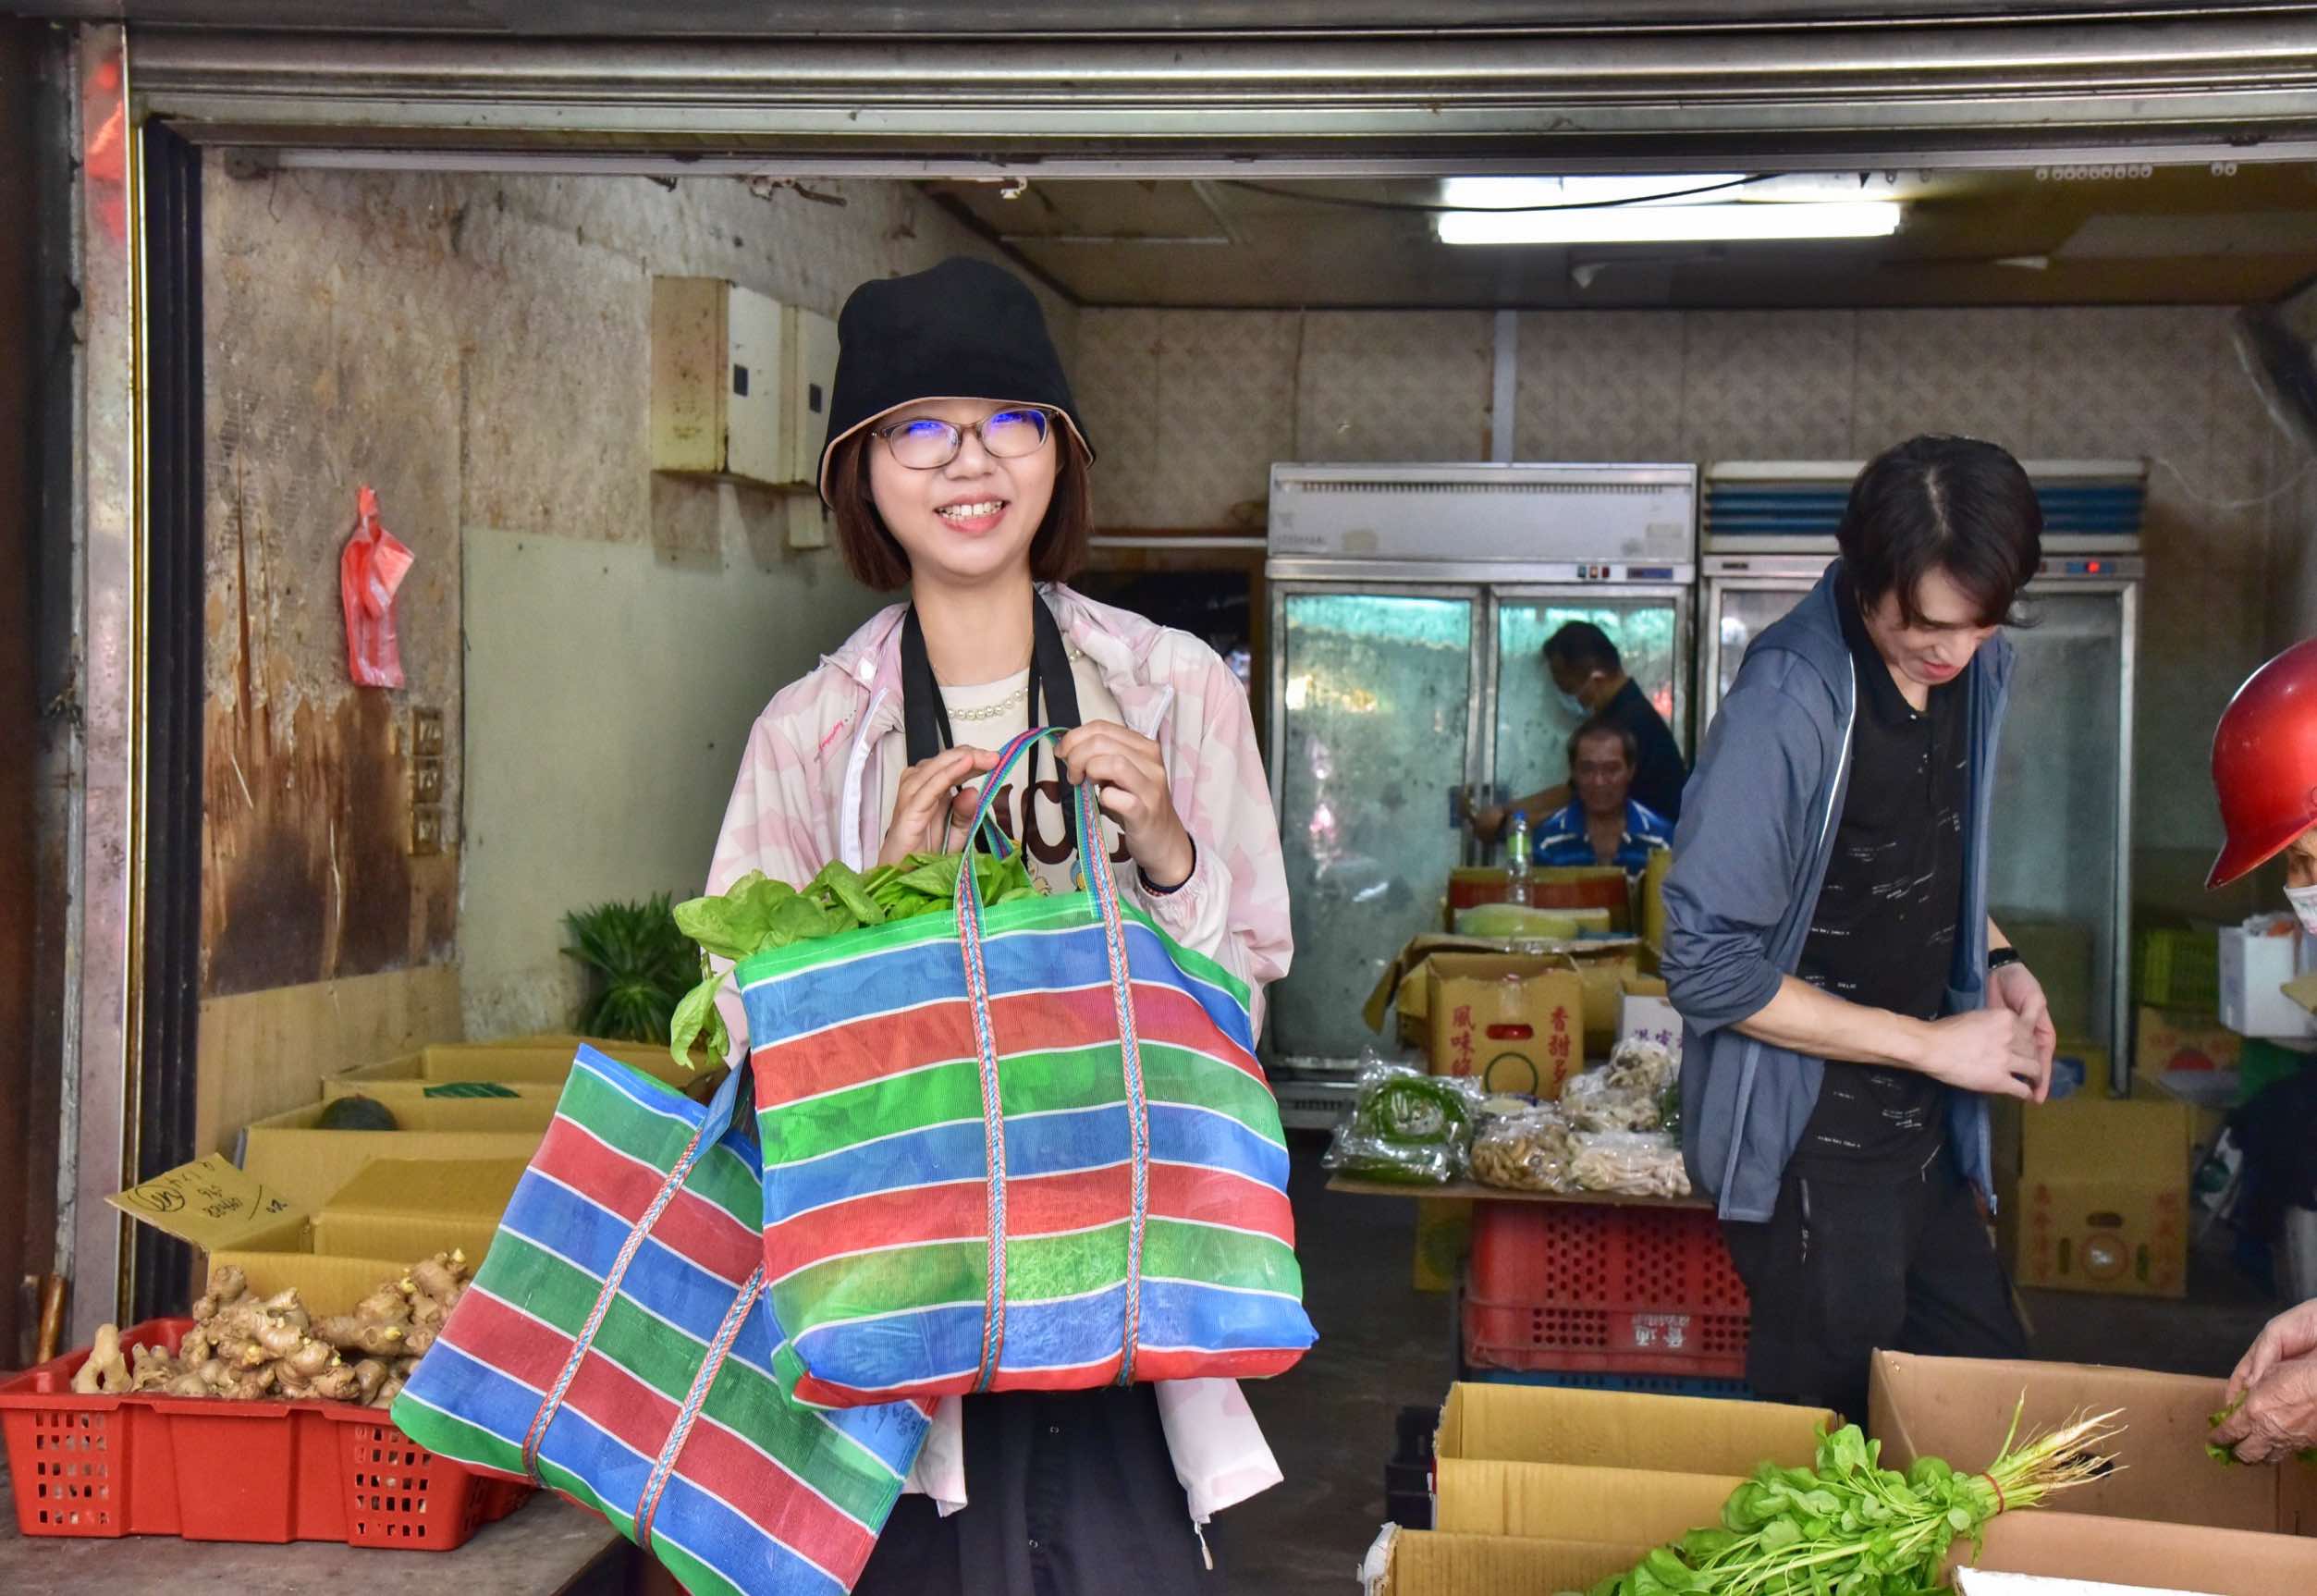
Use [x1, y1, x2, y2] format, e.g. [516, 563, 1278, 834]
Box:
[871, 408, 1054, 471]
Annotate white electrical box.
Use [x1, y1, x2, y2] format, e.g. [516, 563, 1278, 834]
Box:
[783, 305, 840, 490]
[651, 276, 786, 486]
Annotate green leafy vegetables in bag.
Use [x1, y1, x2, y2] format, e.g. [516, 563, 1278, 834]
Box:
[1320, 1062, 1480, 1185]
[1562, 1405, 2121, 1596]
[667, 852, 1039, 1069]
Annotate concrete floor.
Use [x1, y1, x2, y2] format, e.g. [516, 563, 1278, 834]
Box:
[1208, 1140, 2286, 1596]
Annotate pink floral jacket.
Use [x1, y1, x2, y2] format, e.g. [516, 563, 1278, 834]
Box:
[704, 583, 1293, 1523]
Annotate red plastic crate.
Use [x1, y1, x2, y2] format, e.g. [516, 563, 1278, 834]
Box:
[1463, 1201, 1751, 1377]
[0, 1319, 528, 1547]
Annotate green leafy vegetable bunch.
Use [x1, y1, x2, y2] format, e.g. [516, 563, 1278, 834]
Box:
[1566, 1404, 2121, 1596]
[666, 853, 1039, 1067]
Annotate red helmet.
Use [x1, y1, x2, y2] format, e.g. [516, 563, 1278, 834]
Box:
[2208, 636, 2317, 889]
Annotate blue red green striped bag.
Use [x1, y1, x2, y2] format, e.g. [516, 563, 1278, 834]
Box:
[741, 728, 1315, 1410]
[392, 1048, 929, 1595]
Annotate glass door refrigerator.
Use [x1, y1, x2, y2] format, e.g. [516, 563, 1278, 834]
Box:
[1262, 462, 1698, 1125]
[1698, 460, 2146, 1085]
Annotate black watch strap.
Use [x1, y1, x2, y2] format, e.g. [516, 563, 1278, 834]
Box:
[1988, 947, 2024, 973]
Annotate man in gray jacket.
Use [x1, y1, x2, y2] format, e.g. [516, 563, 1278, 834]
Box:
[1662, 435, 2057, 1422]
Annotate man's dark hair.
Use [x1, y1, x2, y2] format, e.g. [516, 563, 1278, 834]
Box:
[1838, 436, 2042, 629]
[1568, 716, 1639, 769]
[1544, 620, 1622, 676]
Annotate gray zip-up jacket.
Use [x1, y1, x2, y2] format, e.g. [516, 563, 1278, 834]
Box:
[1662, 560, 2015, 1222]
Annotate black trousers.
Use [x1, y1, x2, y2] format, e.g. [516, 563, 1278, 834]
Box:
[854, 1384, 1216, 1596]
[1719, 1152, 2028, 1425]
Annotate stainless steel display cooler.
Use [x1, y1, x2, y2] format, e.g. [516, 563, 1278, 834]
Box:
[1262, 461, 1698, 1123]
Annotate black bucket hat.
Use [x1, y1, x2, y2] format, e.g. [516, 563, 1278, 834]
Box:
[817, 256, 1093, 505]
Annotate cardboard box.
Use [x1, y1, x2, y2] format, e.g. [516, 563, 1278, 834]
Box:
[1872, 1351, 2317, 1539]
[2004, 1094, 2195, 1297]
[327, 1039, 695, 1099]
[1430, 1381, 1833, 1541]
[2036, 1039, 2109, 1103]
[1424, 954, 1587, 1098]
[309, 1157, 526, 1262]
[1364, 1521, 2317, 1596]
[2133, 1005, 2244, 1086]
[1566, 945, 1644, 1060]
[1616, 975, 1681, 1059]
[2219, 923, 2317, 1040]
[1367, 934, 1639, 1037]
[237, 1099, 550, 1210]
[107, 1151, 522, 1317]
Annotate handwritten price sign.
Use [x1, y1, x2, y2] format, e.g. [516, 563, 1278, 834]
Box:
[106, 1153, 301, 1250]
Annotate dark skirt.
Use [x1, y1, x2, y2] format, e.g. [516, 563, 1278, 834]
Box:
[853, 1384, 1218, 1596]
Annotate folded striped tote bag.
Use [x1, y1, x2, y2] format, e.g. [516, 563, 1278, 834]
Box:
[393, 1048, 930, 1595]
[741, 728, 1315, 1409]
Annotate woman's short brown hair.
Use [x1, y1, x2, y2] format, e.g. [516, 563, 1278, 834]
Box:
[827, 427, 1091, 592]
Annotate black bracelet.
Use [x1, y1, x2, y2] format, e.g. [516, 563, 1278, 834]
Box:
[1988, 947, 2023, 974]
[1140, 837, 1197, 897]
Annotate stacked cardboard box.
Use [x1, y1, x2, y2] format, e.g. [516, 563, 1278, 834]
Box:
[1364, 1364, 2317, 1595]
[120, 1035, 708, 1312]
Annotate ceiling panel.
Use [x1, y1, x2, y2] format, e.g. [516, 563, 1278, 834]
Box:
[929, 166, 2317, 309]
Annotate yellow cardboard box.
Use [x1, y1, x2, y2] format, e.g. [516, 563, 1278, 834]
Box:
[237, 1098, 550, 1209]
[1871, 1350, 2317, 1540]
[107, 1151, 523, 1317]
[326, 1039, 697, 1100]
[2132, 1003, 2243, 1088]
[1365, 1520, 2317, 1596]
[1367, 932, 1637, 1059]
[2004, 1093, 2196, 1297]
[1430, 1381, 1834, 1541]
[1424, 954, 1587, 1098]
[308, 1157, 526, 1263]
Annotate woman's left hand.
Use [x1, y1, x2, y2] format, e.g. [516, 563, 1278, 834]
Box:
[1057, 722, 1195, 890]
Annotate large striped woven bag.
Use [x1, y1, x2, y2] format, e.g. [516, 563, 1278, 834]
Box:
[393, 1047, 930, 1595]
[741, 727, 1315, 1409]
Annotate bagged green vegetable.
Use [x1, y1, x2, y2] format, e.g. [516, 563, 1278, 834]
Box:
[665, 850, 1041, 1068]
[1323, 1061, 1481, 1185]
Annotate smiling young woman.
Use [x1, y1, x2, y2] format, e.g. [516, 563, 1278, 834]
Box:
[705, 256, 1294, 1593]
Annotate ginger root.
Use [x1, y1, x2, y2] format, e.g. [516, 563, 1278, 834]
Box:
[70, 1323, 130, 1394]
[78, 1247, 473, 1406]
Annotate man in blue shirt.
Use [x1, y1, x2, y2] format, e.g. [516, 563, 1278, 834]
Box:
[1531, 718, 1673, 877]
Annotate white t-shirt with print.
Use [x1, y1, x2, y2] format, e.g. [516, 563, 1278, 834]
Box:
[874, 652, 1130, 898]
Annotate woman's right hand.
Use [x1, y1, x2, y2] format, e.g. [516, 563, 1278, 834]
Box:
[879, 746, 1001, 867]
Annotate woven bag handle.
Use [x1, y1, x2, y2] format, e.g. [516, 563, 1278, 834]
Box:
[951, 726, 1152, 1392]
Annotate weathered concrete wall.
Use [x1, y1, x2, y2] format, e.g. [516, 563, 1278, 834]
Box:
[1078, 302, 2287, 862]
[200, 169, 1065, 1072]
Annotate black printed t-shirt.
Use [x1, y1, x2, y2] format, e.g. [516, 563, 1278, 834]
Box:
[1791, 569, 1968, 1179]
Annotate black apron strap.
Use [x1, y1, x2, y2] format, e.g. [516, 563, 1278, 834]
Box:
[898, 594, 1084, 858]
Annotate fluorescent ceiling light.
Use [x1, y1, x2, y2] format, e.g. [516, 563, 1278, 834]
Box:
[1440, 174, 1749, 209]
[1437, 201, 1903, 246]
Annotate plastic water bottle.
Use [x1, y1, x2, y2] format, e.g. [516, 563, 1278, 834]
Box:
[1504, 812, 1534, 907]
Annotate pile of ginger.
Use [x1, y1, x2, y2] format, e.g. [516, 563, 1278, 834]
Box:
[71, 1250, 470, 1407]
